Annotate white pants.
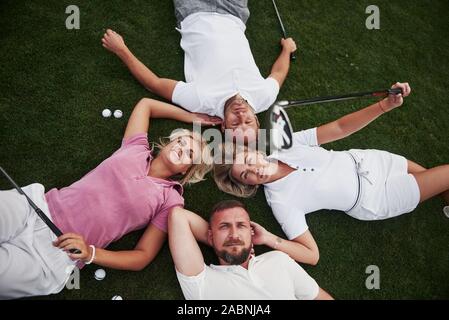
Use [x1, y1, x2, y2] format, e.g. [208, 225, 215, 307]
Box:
[0, 184, 75, 300]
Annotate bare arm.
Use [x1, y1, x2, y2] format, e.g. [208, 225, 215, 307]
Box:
[317, 82, 411, 145]
[102, 29, 177, 101]
[168, 207, 209, 277]
[124, 98, 222, 140]
[315, 288, 334, 300]
[268, 38, 297, 88]
[53, 224, 167, 271]
[251, 222, 320, 266]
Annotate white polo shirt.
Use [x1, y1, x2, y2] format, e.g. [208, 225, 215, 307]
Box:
[172, 13, 280, 119]
[264, 128, 359, 240]
[176, 251, 319, 300]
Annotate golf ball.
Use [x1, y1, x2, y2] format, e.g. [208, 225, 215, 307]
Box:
[112, 295, 123, 300]
[444, 206, 449, 219]
[94, 268, 106, 281]
[113, 110, 123, 119]
[102, 109, 112, 118]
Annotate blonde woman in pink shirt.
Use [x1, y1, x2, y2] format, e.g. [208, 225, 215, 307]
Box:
[0, 98, 219, 299]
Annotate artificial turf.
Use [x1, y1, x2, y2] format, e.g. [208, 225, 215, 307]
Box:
[0, 0, 448, 300]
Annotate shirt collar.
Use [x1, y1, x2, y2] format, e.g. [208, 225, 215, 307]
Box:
[209, 254, 259, 272]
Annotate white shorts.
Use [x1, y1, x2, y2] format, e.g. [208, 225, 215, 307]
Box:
[0, 184, 76, 300]
[346, 149, 421, 221]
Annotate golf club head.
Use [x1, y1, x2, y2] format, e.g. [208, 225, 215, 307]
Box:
[444, 206, 449, 219]
[267, 102, 294, 152]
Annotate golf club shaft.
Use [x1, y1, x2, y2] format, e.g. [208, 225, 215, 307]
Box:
[271, 0, 296, 61]
[282, 88, 403, 108]
[0, 166, 81, 254]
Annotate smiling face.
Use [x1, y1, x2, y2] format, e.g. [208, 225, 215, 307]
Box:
[223, 95, 259, 142]
[208, 207, 253, 266]
[230, 149, 279, 186]
[159, 134, 202, 176]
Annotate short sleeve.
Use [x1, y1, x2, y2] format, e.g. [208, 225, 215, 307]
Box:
[283, 255, 320, 300]
[268, 198, 309, 240]
[151, 189, 185, 233]
[176, 265, 207, 300]
[264, 77, 280, 106]
[121, 133, 150, 149]
[293, 128, 319, 147]
[172, 81, 202, 113]
[252, 77, 281, 113]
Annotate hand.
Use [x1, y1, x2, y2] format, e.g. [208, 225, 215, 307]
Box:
[191, 113, 223, 126]
[382, 82, 411, 111]
[281, 38, 297, 54]
[53, 233, 93, 262]
[102, 29, 127, 55]
[250, 221, 271, 246]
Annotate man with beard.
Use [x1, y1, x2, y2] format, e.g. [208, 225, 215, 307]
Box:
[168, 200, 333, 300]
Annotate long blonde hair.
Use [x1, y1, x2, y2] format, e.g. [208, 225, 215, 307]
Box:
[213, 144, 259, 198]
[155, 129, 213, 185]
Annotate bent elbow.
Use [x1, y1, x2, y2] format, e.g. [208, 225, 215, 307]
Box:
[309, 250, 320, 266]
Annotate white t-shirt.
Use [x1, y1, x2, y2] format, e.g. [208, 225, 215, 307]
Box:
[172, 13, 280, 118]
[264, 128, 359, 240]
[176, 251, 319, 300]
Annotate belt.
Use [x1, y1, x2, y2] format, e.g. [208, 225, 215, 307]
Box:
[345, 152, 373, 213]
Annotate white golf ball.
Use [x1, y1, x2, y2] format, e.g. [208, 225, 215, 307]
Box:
[112, 295, 123, 300]
[444, 206, 449, 219]
[94, 268, 106, 281]
[113, 110, 123, 119]
[102, 109, 112, 118]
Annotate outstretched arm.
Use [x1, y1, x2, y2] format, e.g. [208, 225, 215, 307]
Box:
[251, 222, 320, 266]
[124, 98, 222, 140]
[269, 38, 297, 88]
[53, 224, 167, 271]
[102, 29, 177, 101]
[168, 207, 209, 277]
[317, 82, 411, 145]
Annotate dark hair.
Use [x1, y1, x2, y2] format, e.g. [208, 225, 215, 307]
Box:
[209, 200, 248, 224]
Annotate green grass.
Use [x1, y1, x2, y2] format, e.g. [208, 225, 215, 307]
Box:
[1, 0, 448, 300]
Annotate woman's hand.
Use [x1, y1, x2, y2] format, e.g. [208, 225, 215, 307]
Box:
[191, 113, 223, 126]
[102, 29, 127, 55]
[382, 82, 412, 111]
[53, 233, 93, 262]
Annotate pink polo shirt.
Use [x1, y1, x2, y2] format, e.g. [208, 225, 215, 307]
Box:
[45, 133, 184, 251]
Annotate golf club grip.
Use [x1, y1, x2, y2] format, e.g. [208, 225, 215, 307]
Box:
[36, 205, 82, 254]
[290, 52, 297, 61]
[388, 88, 403, 95]
[35, 208, 62, 236]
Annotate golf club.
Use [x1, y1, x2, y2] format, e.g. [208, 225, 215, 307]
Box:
[0, 166, 81, 254]
[267, 87, 403, 151]
[278, 88, 403, 109]
[271, 0, 296, 61]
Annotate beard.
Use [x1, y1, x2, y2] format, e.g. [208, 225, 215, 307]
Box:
[215, 244, 252, 266]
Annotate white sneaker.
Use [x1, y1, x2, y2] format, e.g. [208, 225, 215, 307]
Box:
[444, 206, 449, 219]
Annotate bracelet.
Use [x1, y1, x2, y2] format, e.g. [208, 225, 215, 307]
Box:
[378, 100, 388, 113]
[273, 237, 282, 250]
[85, 245, 96, 265]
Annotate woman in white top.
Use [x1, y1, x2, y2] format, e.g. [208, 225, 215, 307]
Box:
[214, 82, 449, 265]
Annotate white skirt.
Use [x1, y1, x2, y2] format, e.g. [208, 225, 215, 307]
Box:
[346, 149, 421, 221]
